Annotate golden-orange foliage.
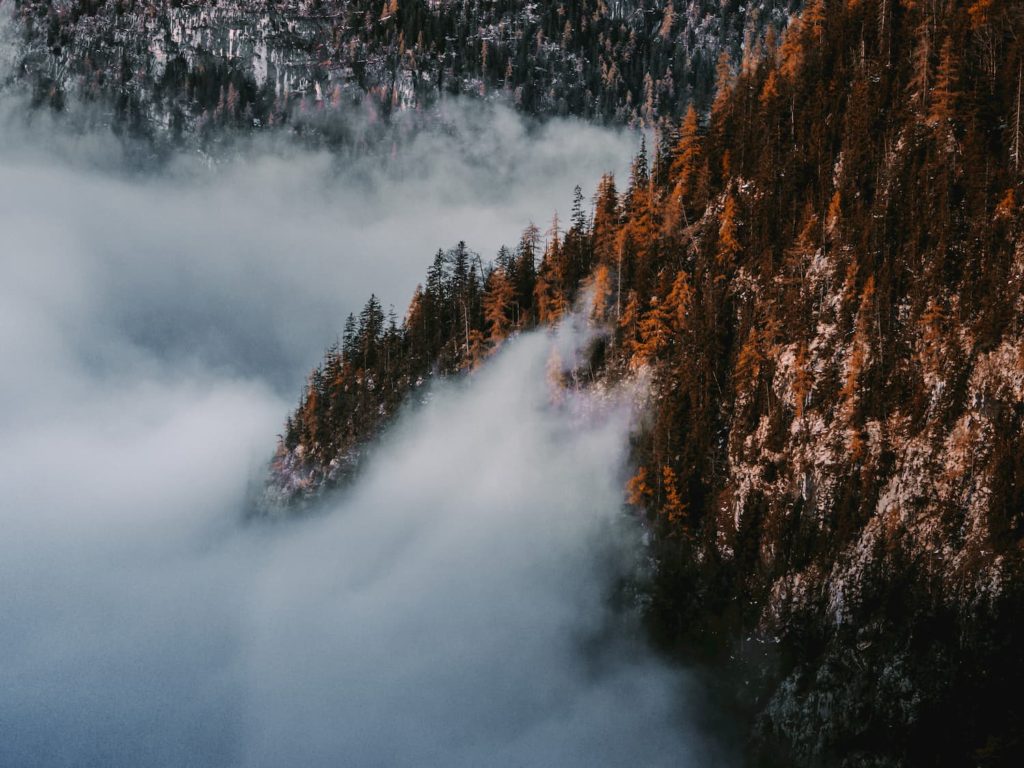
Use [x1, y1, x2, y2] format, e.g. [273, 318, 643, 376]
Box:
[626, 465, 654, 507]
[717, 194, 741, 264]
[661, 465, 688, 529]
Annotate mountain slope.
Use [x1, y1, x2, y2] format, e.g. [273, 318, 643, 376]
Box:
[5, 0, 797, 139]
[269, 1, 1024, 764]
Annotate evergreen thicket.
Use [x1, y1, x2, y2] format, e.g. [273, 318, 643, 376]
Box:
[10, 0, 798, 136]
[277, 2, 1024, 764]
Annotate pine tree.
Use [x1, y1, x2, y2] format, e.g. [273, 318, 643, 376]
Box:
[588, 263, 613, 323]
[463, 329, 486, 370]
[618, 289, 641, 352]
[660, 465, 688, 529]
[710, 51, 735, 133]
[483, 267, 515, 345]
[535, 214, 567, 324]
[592, 174, 620, 267]
[426, 249, 447, 305]
[633, 295, 673, 367]
[342, 312, 358, 361]
[735, 325, 766, 397]
[928, 35, 961, 129]
[450, 241, 471, 297]
[760, 69, 781, 107]
[826, 190, 842, 240]
[357, 294, 385, 371]
[624, 138, 650, 215]
[778, 16, 805, 81]
[511, 223, 540, 324]
[570, 185, 587, 233]
[669, 105, 707, 222]
[841, 275, 875, 460]
[626, 465, 654, 508]
[665, 270, 694, 332]
[717, 194, 741, 265]
[804, 0, 827, 43]
[908, 16, 932, 111]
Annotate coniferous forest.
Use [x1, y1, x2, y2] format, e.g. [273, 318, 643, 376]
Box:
[3, 0, 1024, 766]
[8, 0, 798, 139]
[271, 2, 1024, 764]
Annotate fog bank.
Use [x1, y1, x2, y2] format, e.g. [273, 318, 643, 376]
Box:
[0, 93, 633, 392]
[0, 320, 728, 766]
[0, 85, 728, 766]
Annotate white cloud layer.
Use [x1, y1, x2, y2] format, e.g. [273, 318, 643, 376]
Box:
[0, 89, 730, 766]
[0, 92, 634, 392]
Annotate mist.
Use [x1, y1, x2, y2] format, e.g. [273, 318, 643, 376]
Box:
[0, 90, 634, 392]
[0, 85, 729, 765]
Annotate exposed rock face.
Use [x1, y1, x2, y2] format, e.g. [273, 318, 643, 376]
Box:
[4, 0, 797, 138]
[702, 226, 1024, 768]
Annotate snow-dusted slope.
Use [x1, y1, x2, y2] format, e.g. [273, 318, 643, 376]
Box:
[5, 0, 798, 139]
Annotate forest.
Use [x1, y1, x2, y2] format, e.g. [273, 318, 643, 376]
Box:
[8, 0, 798, 140]
[272, 1, 1024, 765]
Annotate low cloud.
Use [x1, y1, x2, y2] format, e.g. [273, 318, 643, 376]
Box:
[0, 83, 729, 766]
[0, 89, 634, 391]
[0, 314, 729, 766]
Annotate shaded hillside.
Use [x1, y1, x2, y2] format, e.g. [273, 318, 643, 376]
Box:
[5, 0, 797, 140]
[269, 1, 1024, 764]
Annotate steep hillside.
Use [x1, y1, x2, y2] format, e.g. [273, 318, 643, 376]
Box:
[4, 0, 797, 140]
[269, 1, 1024, 765]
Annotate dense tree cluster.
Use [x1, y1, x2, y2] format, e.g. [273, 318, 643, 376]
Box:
[8, 0, 798, 138]
[277, 1, 1024, 764]
[275, 213, 593, 490]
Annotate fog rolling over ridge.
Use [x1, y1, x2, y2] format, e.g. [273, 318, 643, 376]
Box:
[0, 98, 728, 764]
[242, 328, 721, 766]
[0, 90, 634, 392]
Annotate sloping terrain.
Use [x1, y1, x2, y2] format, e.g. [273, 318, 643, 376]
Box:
[5, 0, 796, 139]
[270, 1, 1024, 764]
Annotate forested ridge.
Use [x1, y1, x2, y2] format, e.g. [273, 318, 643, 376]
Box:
[272, 1, 1024, 765]
[6, 0, 796, 140]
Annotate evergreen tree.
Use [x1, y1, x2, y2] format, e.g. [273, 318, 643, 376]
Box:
[483, 266, 515, 345]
